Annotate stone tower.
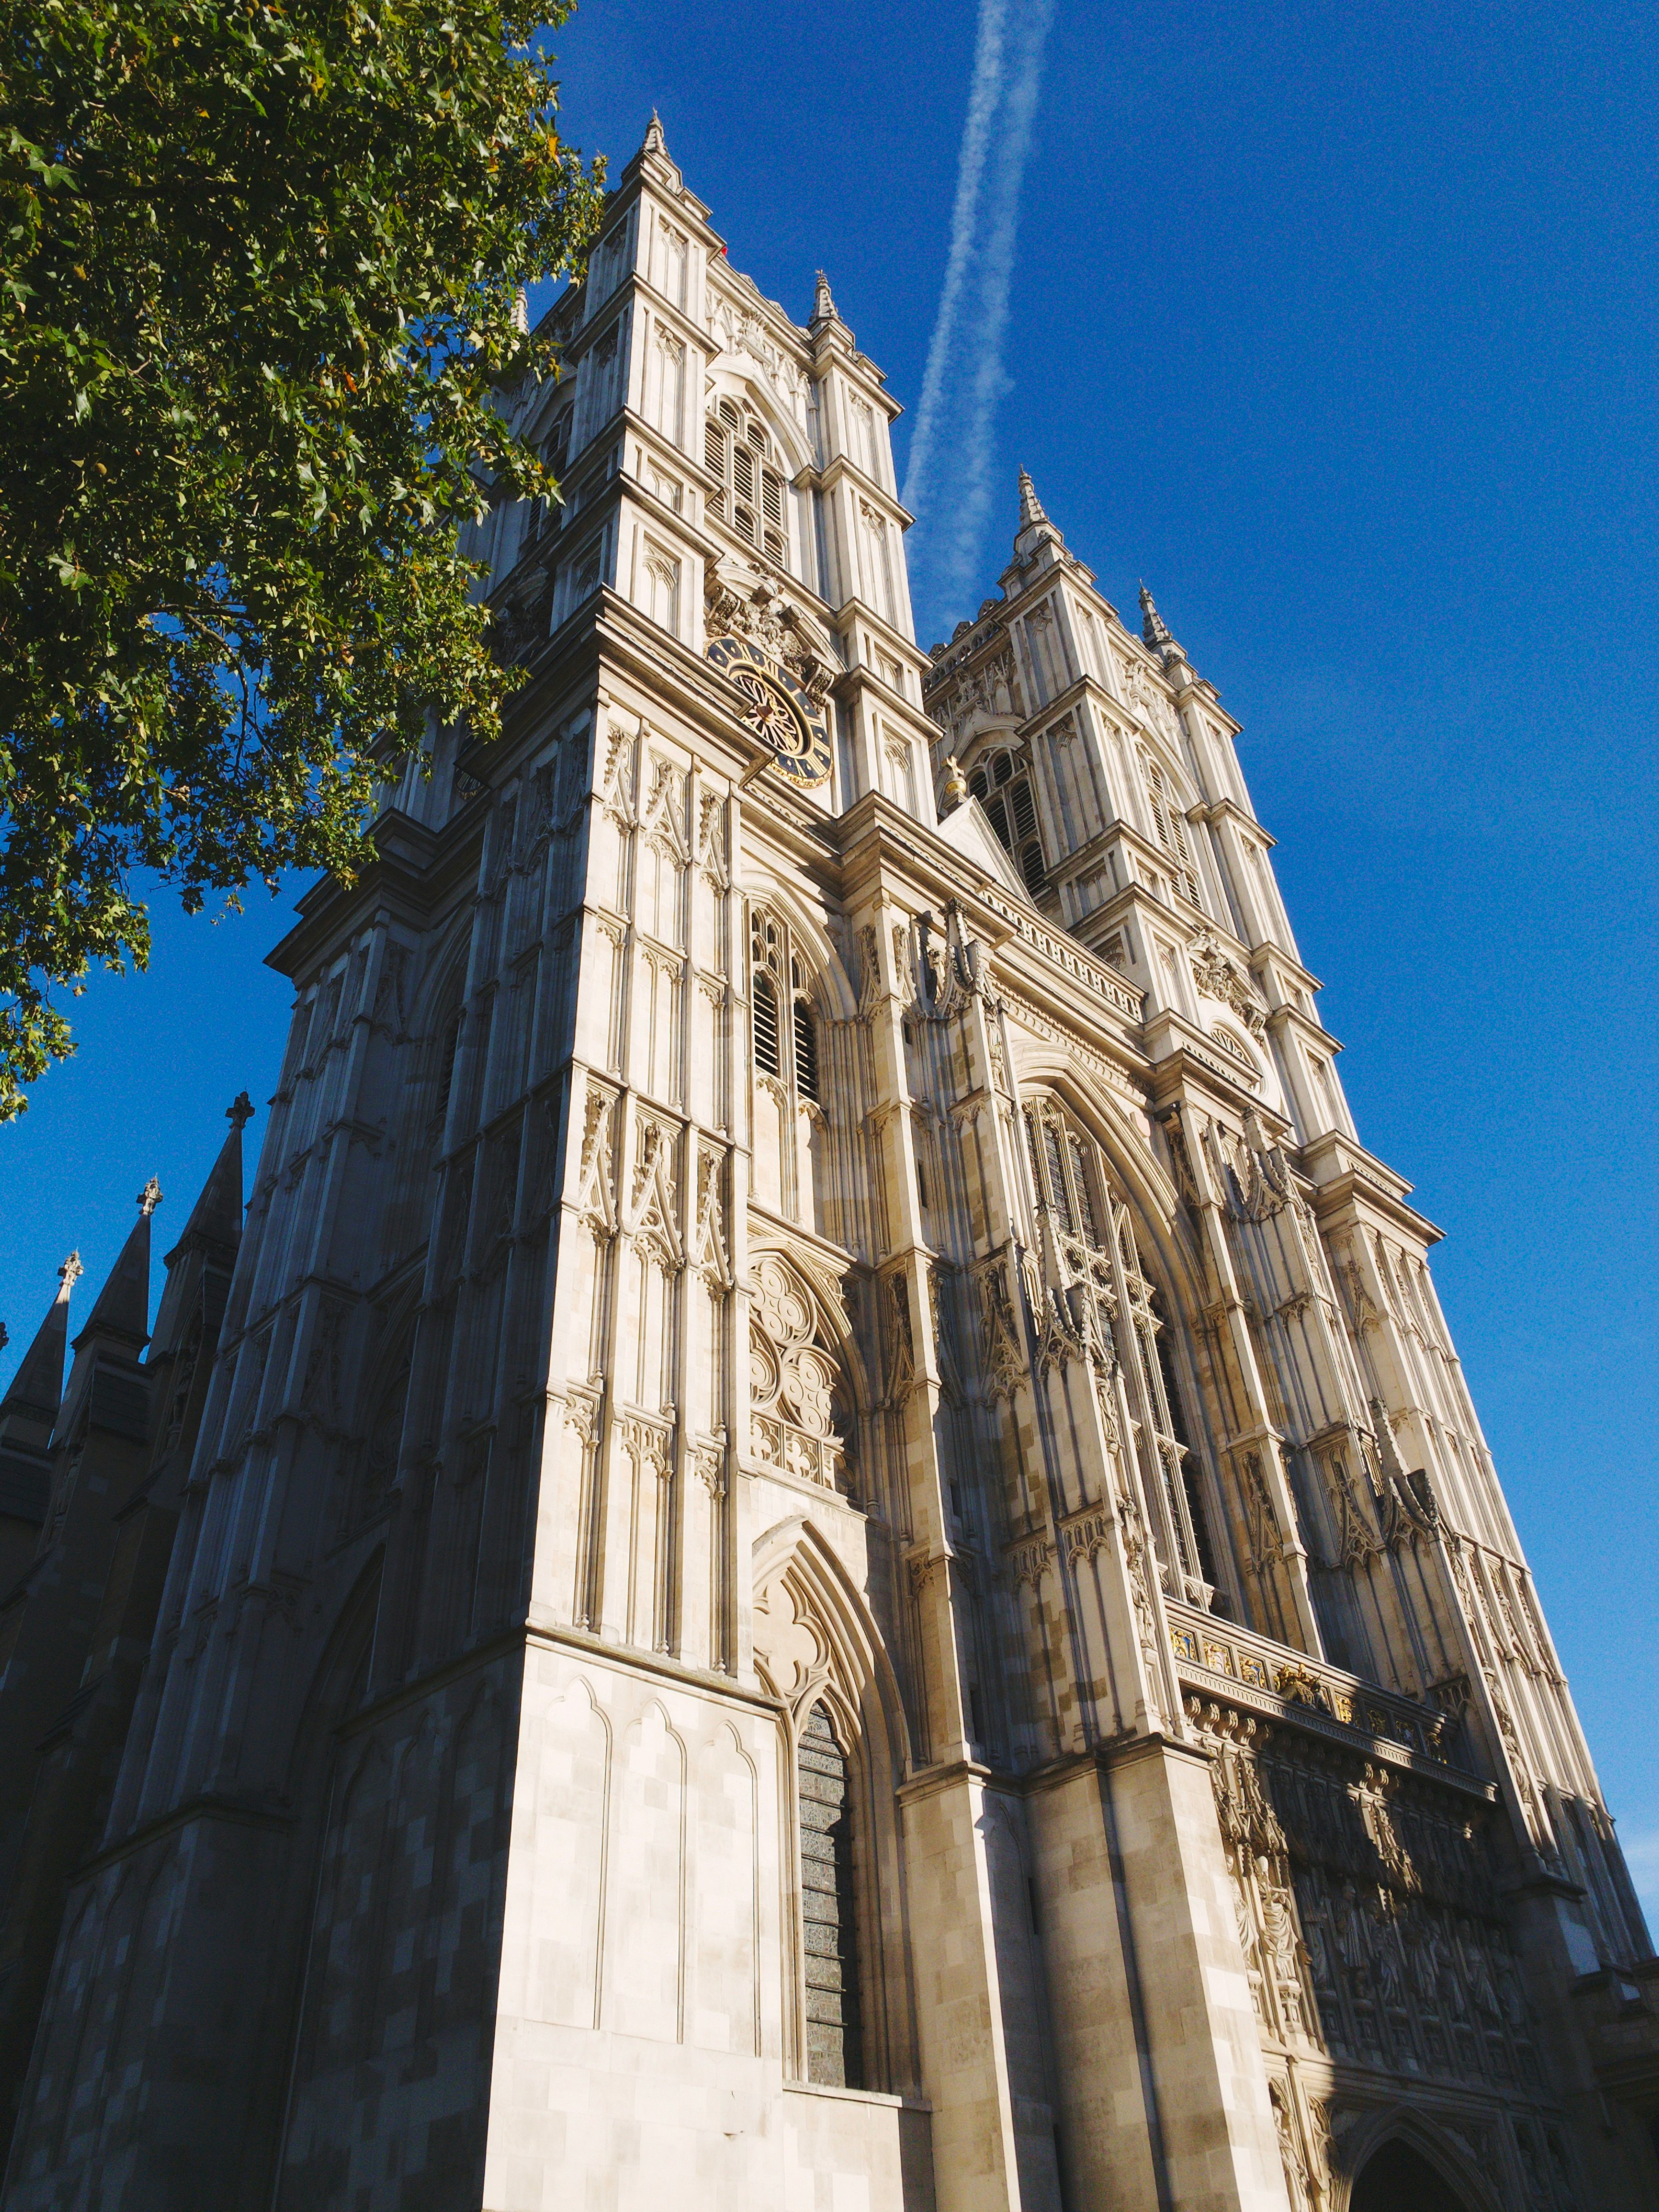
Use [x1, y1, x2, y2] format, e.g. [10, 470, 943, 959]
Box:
[4, 121, 1654, 2212]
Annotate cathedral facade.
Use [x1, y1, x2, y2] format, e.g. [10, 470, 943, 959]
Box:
[1, 119, 1655, 2211]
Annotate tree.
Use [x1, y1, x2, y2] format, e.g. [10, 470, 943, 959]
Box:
[0, 0, 603, 1118]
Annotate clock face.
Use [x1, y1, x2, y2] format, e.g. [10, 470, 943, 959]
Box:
[707, 633, 833, 789]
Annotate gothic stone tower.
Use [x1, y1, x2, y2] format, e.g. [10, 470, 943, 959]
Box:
[6, 119, 1656, 2212]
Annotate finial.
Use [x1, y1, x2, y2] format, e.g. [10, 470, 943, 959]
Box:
[511, 284, 529, 337]
[227, 1091, 255, 1132]
[641, 109, 665, 157]
[1139, 582, 1173, 649]
[58, 1251, 82, 1294]
[1017, 467, 1048, 529]
[811, 270, 837, 326]
[138, 1177, 163, 1217]
[941, 756, 969, 814]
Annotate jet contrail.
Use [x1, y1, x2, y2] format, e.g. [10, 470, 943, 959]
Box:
[903, 0, 1058, 636]
[900, 0, 1010, 521]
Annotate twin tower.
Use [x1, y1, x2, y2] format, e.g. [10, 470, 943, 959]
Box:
[0, 119, 1654, 2212]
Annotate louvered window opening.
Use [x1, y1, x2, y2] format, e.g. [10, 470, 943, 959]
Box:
[751, 910, 819, 1102]
[706, 398, 787, 564]
[753, 973, 781, 1078]
[792, 999, 820, 1102]
[799, 1702, 863, 2088]
[969, 754, 1048, 895]
[1143, 755, 1203, 906]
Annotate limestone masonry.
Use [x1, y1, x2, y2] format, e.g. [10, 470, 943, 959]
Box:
[0, 117, 1654, 2212]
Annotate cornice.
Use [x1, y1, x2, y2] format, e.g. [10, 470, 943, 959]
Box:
[1193, 794, 1274, 846]
[814, 451, 914, 527]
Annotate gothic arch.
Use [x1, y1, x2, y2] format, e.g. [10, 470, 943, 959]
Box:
[704, 362, 814, 481]
[739, 876, 858, 1022]
[751, 1515, 919, 2094]
[1010, 1075, 1229, 1606]
[1334, 2109, 1501, 2212]
[1005, 1050, 1204, 1307]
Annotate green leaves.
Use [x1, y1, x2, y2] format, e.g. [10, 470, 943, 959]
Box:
[0, 0, 602, 1118]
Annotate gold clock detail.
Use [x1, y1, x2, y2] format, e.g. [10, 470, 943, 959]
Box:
[707, 633, 833, 789]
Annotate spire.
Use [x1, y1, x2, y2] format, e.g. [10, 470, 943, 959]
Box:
[1009, 465, 1066, 568]
[72, 1189, 157, 1353]
[0, 1263, 76, 1426]
[641, 109, 667, 159]
[811, 270, 837, 327]
[1138, 582, 1172, 648]
[1138, 581, 1190, 674]
[166, 1097, 250, 1263]
[1017, 467, 1049, 529]
[146, 1100, 252, 1367]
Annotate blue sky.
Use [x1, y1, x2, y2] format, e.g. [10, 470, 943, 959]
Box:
[2, 0, 1655, 1924]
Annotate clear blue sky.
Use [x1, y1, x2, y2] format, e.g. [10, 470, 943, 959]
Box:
[2, 0, 1655, 1926]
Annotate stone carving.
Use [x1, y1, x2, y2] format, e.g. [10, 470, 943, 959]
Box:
[691, 1145, 730, 1285]
[929, 641, 1023, 745]
[1007, 1535, 1054, 1590]
[973, 1248, 1026, 1403]
[1191, 1697, 1541, 2087]
[576, 1081, 618, 1239]
[1190, 928, 1267, 1037]
[629, 1116, 681, 1270]
[882, 1269, 916, 1408]
[704, 571, 834, 704]
[1239, 1450, 1288, 1583]
[749, 1251, 845, 1492]
[707, 290, 808, 420]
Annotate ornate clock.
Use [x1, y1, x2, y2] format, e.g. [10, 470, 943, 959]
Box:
[707, 633, 833, 789]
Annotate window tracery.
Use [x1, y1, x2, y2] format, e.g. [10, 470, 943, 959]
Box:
[968, 749, 1048, 896]
[748, 1253, 846, 1492]
[705, 396, 787, 565]
[1022, 1096, 1219, 1605]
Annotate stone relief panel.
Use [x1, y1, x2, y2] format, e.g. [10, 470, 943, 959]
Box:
[1195, 1699, 1543, 2096]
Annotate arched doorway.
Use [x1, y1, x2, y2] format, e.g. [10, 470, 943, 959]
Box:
[1351, 2139, 1472, 2212]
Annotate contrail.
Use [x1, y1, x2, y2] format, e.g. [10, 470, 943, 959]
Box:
[902, 0, 1058, 637]
[900, 0, 1009, 520]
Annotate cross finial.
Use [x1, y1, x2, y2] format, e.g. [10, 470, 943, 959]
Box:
[58, 1251, 83, 1293]
[941, 755, 969, 813]
[227, 1091, 255, 1132]
[137, 1177, 163, 1217]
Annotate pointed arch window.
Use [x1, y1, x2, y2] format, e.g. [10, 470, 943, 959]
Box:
[968, 749, 1048, 896]
[799, 1701, 864, 2087]
[750, 909, 821, 1105]
[705, 396, 787, 566]
[1023, 1095, 1222, 1609]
